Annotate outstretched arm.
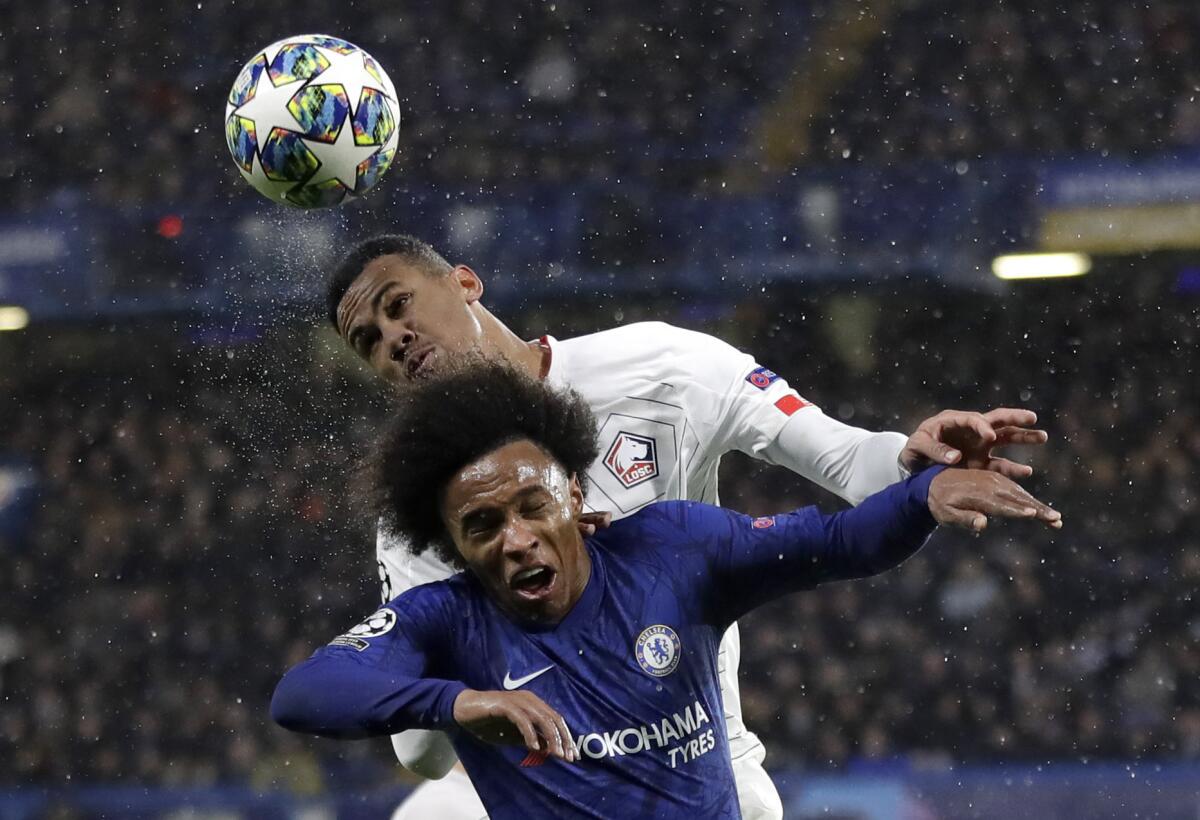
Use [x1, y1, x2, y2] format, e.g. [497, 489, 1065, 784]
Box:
[659, 467, 1060, 625]
[760, 408, 909, 505]
[760, 405, 1050, 508]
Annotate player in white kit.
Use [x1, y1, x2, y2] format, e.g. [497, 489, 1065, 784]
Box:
[328, 235, 1049, 820]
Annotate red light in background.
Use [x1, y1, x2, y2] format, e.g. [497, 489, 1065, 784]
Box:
[156, 214, 184, 239]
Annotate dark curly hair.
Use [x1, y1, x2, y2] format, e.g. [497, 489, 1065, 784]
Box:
[326, 234, 453, 328]
[372, 361, 599, 567]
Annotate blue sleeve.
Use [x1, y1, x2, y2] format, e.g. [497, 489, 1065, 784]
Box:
[658, 467, 943, 626]
[270, 588, 468, 739]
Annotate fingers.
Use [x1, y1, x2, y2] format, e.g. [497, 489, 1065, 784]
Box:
[530, 705, 575, 762]
[974, 478, 1063, 530]
[511, 710, 541, 753]
[1006, 486, 1063, 530]
[982, 407, 1038, 428]
[576, 511, 614, 537]
[911, 410, 999, 467]
[907, 430, 962, 466]
[552, 710, 576, 762]
[972, 426, 1048, 478]
[508, 694, 575, 762]
[929, 471, 1062, 531]
[934, 411, 997, 448]
[993, 426, 1049, 447]
[934, 503, 990, 532]
[984, 456, 1035, 479]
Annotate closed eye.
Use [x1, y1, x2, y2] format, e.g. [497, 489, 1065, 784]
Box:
[522, 499, 549, 516]
[463, 510, 502, 537]
[351, 327, 381, 358]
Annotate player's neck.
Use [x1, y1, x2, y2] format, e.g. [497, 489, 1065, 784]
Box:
[477, 307, 544, 379]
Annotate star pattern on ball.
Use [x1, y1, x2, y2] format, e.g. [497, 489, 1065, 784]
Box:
[245, 151, 299, 203]
[313, 46, 394, 114]
[303, 115, 381, 191]
[232, 65, 308, 144]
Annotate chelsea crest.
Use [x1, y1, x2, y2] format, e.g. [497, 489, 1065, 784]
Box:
[635, 624, 681, 677]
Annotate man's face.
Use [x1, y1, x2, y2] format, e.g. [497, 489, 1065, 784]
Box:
[335, 255, 486, 385]
[440, 439, 589, 626]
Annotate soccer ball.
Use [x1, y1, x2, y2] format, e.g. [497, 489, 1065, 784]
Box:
[224, 34, 400, 208]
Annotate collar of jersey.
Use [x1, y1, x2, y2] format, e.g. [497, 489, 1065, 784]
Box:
[538, 334, 569, 389]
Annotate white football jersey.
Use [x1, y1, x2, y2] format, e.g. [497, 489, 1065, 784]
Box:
[377, 321, 902, 760]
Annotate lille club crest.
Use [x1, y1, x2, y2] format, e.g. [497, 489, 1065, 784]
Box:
[603, 431, 659, 488]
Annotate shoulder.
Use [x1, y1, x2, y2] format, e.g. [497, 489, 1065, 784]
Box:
[558, 322, 751, 388]
[561, 322, 733, 361]
[387, 572, 477, 622]
[592, 500, 736, 551]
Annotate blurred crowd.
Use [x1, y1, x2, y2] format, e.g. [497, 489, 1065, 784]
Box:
[0, 327, 386, 788]
[818, 0, 1200, 163]
[7, 0, 1200, 217]
[0, 274, 1196, 790]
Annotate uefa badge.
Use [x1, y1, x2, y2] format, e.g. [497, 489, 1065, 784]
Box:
[346, 608, 397, 637]
[635, 624, 681, 677]
[329, 607, 397, 651]
[745, 366, 780, 390]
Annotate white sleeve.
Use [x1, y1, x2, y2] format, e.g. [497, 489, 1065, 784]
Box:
[376, 526, 460, 779]
[390, 729, 459, 780]
[760, 407, 908, 505]
[377, 525, 457, 602]
[677, 329, 908, 505]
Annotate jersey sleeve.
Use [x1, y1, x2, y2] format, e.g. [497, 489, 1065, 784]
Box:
[270, 587, 467, 739]
[760, 409, 909, 505]
[652, 467, 943, 627]
[666, 327, 806, 458]
[665, 326, 909, 505]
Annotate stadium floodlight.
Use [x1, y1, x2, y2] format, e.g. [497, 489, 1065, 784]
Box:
[992, 252, 1092, 280]
[0, 306, 29, 331]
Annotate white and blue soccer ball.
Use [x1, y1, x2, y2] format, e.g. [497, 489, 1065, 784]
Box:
[224, 34, 400, 208]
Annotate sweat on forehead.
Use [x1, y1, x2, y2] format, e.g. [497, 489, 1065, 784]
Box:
[452, 440, 568, 491]
[334, 268, 394, 338]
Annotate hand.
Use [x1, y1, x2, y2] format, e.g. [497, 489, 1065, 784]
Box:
[901, 408, 1048, 478]
[453, 689, 577, 762]
[928, 469, 1062, 532]
[577, 511, 613, 538]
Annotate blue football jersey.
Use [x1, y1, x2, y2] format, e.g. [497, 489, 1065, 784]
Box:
[273, 469, 940, 819]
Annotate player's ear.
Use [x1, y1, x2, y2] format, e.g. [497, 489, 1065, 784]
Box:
[453, 265, 484, 305]
[568, 474, 584, 517]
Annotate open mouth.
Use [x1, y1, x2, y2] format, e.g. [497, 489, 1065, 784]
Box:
[406, 347, 434, 379]
[509, 566, 556, 600]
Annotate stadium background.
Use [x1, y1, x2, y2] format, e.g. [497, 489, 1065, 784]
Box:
[1, 1, 1197, 818]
